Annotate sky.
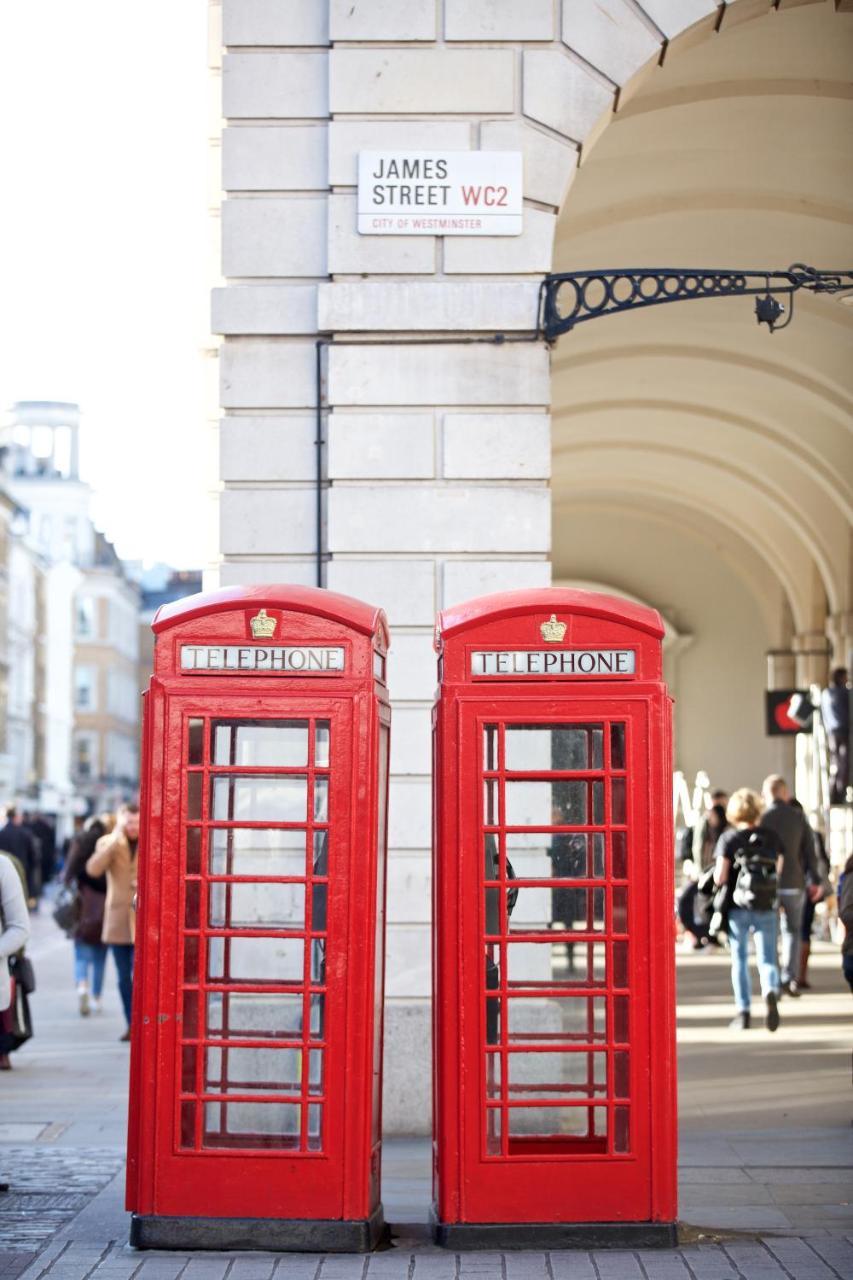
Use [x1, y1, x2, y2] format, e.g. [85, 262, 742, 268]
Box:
[0, 2, 212, 568]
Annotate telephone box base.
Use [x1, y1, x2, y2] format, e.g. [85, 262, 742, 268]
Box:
[130, 1208, 385, 1253]
[433, 1218, 677, 1251]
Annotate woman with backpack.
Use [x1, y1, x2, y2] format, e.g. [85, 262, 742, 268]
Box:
[713, 787, 784, 1032]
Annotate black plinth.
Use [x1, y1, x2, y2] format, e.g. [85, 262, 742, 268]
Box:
[130, 1206, 385, 1252]
[433, 1216, 678, 1250]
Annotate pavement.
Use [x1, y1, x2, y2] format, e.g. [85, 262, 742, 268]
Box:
[1, 903, 851, 1280]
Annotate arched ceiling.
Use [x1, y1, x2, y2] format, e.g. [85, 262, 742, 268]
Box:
[552, 0, 853, 635]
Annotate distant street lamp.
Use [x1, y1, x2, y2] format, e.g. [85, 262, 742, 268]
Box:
[541, 264, 853, 342]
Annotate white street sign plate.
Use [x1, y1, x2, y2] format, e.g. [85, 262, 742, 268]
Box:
[357, 151, 523, 236]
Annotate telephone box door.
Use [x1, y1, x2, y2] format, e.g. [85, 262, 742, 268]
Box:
[148, 694, 352, 1219]
[457, 699, 653, 1223]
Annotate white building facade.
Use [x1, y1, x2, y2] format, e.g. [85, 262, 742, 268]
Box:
[209, 0, 853, 1129]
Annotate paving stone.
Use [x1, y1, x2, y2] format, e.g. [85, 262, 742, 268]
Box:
[548, 1254, 597, 1280]
[592, 1253, 644, 1278]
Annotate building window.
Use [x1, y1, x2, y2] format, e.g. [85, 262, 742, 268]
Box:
[75, 666, 97, 711]
[74, 732, 98, 781]
[76, 596, 95, 638]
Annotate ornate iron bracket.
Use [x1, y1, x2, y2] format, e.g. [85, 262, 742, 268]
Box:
[541, 264, 853, 343]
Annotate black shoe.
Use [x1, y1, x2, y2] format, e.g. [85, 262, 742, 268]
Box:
[765, 992, 780, 1032]
[780, 981, 801, 998]
[729, 1011, 751, 1030]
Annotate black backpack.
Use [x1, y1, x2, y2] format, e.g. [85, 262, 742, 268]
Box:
[732, 830, 779, 911]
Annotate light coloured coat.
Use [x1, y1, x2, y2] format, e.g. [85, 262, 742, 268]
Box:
[86, 830, 138, 945]
[0, 853, 30, 1011]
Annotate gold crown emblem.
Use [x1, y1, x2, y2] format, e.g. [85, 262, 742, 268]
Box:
[250, 608, 277, 639]
[540, 614, 567, 643]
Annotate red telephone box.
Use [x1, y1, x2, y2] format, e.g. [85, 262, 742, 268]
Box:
[127, 585, 390, 1252]
[432, 589, 676, 1249]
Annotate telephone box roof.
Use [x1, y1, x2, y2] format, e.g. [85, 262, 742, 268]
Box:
[152, 583, 388, 643]
[437, 588, 664, 642]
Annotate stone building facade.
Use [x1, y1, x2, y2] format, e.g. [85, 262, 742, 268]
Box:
[209, 0, 853, 1129]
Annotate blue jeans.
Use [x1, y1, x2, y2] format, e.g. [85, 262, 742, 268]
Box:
[778, 889, 804, 985]
[110, 944, 134, 1026]
[728, 908, 780, 1012]
[73, 941, 107, 997]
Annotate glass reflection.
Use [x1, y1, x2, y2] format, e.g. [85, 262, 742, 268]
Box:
[212, 720, 309, 768]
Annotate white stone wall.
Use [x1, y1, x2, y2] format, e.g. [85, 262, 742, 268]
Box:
[211, 0, 822, 1132]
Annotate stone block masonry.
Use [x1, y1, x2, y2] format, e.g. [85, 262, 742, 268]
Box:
[213, 0, 777, 1133]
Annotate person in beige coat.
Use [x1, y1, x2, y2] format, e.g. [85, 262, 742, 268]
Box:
[87, 803, 139, 1040]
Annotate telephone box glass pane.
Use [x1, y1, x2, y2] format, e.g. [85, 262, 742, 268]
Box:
[506, 941, 605, 988]
[614, 1106, 630, 1153]
[207, 936, 304, 984]
[613, 1051, 630, 1098]
[484, 724, 499, 771]
[504, 725, 604, 772]
[203, 1102, 300, 1149]
[211, 776, 307, 822]
[184, 881, 201, 931]
[611, 778, 627, 825]
[206, 991, 304, 1041]
[313, 777, 329, 822]
[208, 882, 306, 931]
[611, 830, 628, 879]
[187, 773, 202, 820]
[509, 887, 606, 935]
[610, 723, 626, 770]
[188, 718, 204, 766]
[503, 833, 605, 881]
[507, 1051, 606, 1097]
[507, 1106, 606, 1139]
[315, 722, 330, 767]
[307, 1105, 322, 1152]
[205, 1046, 301, 1095]
[186, 827, 202, 876]
[505, 780, 603, 827]
[507, 996, 606, 1041]
[209, 827, 306, 877]
[212, 720, 309, 768]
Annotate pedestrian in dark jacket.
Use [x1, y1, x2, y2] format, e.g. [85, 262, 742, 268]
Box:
[0, 808, 41, 908]
[64, 814, 114, 1016]
[760, 776, 820, 996]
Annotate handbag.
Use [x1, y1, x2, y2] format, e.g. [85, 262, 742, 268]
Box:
[9, 953, 35, 995]
[52, 883, 81, 935]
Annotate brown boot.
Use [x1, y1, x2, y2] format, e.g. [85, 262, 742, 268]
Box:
[797, 941, 812, 990]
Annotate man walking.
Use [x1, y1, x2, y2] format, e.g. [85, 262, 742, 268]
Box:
[760, 775, 820, 996]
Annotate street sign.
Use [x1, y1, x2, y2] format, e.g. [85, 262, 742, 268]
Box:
[357, 151, 523, 235]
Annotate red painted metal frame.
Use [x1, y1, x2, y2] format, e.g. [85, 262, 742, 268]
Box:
[127, 585, 390, 1227]
[433, 589, 676, 1228]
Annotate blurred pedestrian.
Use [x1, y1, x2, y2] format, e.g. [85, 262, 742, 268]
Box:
[0, 851, 31, 1070]
[821, 667, 850, 804]
[839, 854, 853, 994]
[64, 813, 114, 1016]
[789, 799, 830, 990]
[692, 790, 729, 871]
[0, 807, 41, 909]
[32, 813, 57, 888]
[713, 788, 783, 1032]
[86, 803, 139, 1040]
[760, 775, 821, 997]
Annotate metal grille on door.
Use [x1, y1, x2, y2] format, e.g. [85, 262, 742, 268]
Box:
[178, 716, 331, 1153]
[480, 721, 631, 1158]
